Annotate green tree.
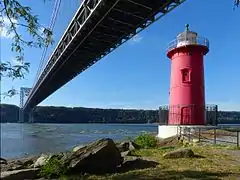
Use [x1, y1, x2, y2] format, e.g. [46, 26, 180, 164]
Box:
[235, 0, 240, 7]
[0, 0, 53, 97]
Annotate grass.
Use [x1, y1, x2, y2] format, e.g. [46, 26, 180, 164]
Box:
[201, 129, 238, 137]
[134, 133, 158, 148]
[205, 143, 240, 150]
[61, 144, 240, 180]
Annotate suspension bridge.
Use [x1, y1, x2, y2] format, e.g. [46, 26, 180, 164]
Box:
[19, 0, 186, 122]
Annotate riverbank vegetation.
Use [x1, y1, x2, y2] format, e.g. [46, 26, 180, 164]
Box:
[1, 104, 240, 124]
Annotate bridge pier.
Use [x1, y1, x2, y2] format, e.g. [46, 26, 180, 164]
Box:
[19, 108, 24, 123]
[28, 109, 35, 123]
[18, 108, 34, 123]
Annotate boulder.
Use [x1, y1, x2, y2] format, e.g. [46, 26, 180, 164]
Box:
[1, 168, 39, 180]
[65, 138, 123, 174]
[34, 152, 66, 168]
[121, 150, 132, 157]
[1, 155, 39, 171]
[72, 145, 85, 152]
[33, 154, 53, 168]
[163, 148, 194, 158]
[192, 138, 200, 143]
[116, 140, 140, 153]
[0, 157, 7, 164]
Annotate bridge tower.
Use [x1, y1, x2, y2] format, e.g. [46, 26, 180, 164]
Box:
[19, 87, 32, 123]
[167, 24, 209, 125]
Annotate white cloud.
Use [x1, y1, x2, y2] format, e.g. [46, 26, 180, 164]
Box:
[0, 16, 18, 39]
[129, 34, 143, 44]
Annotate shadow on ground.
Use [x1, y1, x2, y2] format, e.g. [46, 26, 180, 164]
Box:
[193, 154, 205, 158]
[108, 169, 240, 180]
[117, 159, 159, 173]
[65, 168, 240, 180]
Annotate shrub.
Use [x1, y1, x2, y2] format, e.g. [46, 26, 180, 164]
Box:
[39, 156, 66, 178]
[135, 133, 158, 148]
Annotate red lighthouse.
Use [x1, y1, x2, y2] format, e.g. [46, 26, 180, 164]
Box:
[166, 24, 209, 125]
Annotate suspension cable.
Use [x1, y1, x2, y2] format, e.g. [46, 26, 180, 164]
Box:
[40, 0, 62, 74]
[33, 0, 62, 86]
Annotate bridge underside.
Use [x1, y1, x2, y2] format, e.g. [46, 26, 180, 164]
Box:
[24, 0, 185, 110]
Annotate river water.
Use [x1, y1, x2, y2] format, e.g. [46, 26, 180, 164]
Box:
[1, 123, 157, 159]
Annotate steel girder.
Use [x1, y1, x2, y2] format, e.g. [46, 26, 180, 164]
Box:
[24, 0, 186, 110]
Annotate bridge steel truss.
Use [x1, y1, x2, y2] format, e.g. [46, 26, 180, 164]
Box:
[24, 0, 186, 110]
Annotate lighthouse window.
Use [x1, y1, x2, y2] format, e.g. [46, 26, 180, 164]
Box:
[181, 68, 191, 83]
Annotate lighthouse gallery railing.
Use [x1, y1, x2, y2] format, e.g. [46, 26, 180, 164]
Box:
[166, 36, 209, 52]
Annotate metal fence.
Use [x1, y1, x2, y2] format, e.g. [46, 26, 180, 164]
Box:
[177, 126, 240, 148]
[166, 36, 209, 52]
[158, 104, 218, 125]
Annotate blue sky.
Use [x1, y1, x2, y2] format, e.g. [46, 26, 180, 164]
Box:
[1, 0, 240, 110]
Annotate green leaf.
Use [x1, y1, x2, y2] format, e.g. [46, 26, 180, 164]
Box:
[15, 45, 21, 52]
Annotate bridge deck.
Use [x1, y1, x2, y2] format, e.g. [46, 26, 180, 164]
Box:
[24, 0, 185, 110]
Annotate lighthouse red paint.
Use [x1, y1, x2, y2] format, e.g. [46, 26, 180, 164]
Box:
[166, 24, 209, 125]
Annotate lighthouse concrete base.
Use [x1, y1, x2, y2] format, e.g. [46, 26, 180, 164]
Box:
[156, 125, 179, 139]
[156, 125, 222, 139]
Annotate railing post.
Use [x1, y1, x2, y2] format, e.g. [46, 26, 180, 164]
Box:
[198, 127, 201, 142]
[215, 105, 218, 125]
[179, 126, 182, 140]
[188, 127, 191, 142]
[237, 131, 239, 148]
[177, 126, 180, 139]
[178, 125, 183, 142]
[214, 128, 217, 144]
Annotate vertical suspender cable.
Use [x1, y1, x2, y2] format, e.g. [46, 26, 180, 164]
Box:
[33, 0, 62, 86]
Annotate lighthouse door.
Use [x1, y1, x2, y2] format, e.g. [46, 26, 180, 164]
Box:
[181, 107, 192, 125]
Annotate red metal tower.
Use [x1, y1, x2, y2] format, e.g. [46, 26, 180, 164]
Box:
[166, 24, 209, 125]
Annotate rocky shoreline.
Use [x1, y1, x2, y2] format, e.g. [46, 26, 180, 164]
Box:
[1, 134, 239, 180]
[1, 138, 162, 180]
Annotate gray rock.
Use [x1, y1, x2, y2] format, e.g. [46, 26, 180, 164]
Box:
[1, 168, 39, 180]
[21, 157, 36, 167]
[1, 155, 39, 171]
[121, 150, 132, 157]
[163, 148, 194, 158]
[34, 152, 66, 168]
[65, 138, 123, 174]
[192, 138, 200, 143]
[72, 145, 85, 152]
[0, 157, 7, 164]
[116, 140, 140, 153]
[33, 154, 51, 168]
